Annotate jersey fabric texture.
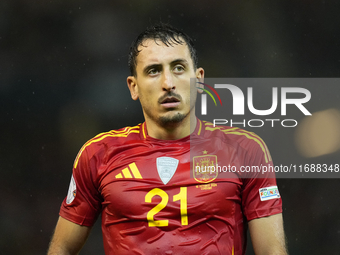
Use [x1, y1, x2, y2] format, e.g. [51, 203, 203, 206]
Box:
[60, 119, 282, 255]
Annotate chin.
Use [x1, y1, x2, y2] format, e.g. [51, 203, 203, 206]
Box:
[158, 112, 187, 126]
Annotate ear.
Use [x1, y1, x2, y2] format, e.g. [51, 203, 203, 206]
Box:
[127, 76, 139, 100]
[196, 67, 205, 94]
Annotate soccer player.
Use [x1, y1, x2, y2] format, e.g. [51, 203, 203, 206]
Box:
[47, 24, 288, 255]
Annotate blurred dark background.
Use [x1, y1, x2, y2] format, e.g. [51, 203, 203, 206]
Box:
[1, 1, 339, 254]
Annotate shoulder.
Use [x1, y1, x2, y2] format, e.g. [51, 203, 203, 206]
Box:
[200, 121, 272, 163]
[202, 121, 264, 143]
[84, 123, 142, 149]
[73, 123, 143, 168]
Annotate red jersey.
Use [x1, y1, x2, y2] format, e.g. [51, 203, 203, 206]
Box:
[60, 119, 282, 255]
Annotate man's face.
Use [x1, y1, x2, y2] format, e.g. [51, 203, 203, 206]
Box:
[127, 39, 204, 127]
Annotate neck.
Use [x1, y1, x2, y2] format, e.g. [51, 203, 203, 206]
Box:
[145, 113, 197, 140]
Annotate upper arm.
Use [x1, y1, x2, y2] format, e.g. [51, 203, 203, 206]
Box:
[47, 216, 92, 255]
[248, 213, 288, 255]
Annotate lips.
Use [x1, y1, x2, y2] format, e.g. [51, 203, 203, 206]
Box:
[161, 97, 180, 104]
[160, 97, 180, 108]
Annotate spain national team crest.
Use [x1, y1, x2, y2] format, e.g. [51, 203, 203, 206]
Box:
[193, 153, 218, 183]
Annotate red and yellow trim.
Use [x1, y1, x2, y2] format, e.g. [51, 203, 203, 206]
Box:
[141, 122, 147, 139]
[204, 122, 272, 163]
[74, 125, 140, 168]
[197, 119, 203, 136]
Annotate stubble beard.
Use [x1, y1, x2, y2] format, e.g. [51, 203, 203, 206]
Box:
[158, 112, 187, 126]
[143, 105, 187, 128]
[143, 89, 196, 129]
[142, 91, 192, 127]
[142, 102, 194, 130]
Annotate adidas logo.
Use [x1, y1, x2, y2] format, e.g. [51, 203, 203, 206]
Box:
[115, 163, 142, 179]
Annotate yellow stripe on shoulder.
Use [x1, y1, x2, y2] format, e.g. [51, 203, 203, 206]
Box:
[204, 121, 239, 132]
[205, 126, 240, 132]
[108, 126, 140, 135]
[73, 125, 141, 169]
[203, 122, 271, 163]
[205, 126, 224, 131]
[222, 129, 272, 163]
[204, 121, 213, 125]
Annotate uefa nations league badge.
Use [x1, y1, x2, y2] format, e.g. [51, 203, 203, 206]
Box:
[156, 157, 179, 185]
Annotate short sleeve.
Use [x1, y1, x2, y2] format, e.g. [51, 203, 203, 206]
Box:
[59, 147, 102, 226]
[241, 141, 282, 221]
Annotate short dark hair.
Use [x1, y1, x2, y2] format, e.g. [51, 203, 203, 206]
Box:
[128, 23, 198, 76]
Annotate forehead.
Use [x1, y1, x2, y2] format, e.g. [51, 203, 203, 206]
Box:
[135, 39, 192, 68]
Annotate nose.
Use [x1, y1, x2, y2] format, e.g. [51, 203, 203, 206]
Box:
[162, 70, 175, 91]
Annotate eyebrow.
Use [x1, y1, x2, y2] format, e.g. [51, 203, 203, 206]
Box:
[142, 58, 189, 74]
[171, 58, 189, 65]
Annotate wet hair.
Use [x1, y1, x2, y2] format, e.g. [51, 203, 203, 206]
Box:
[128, 23, 198, 76]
